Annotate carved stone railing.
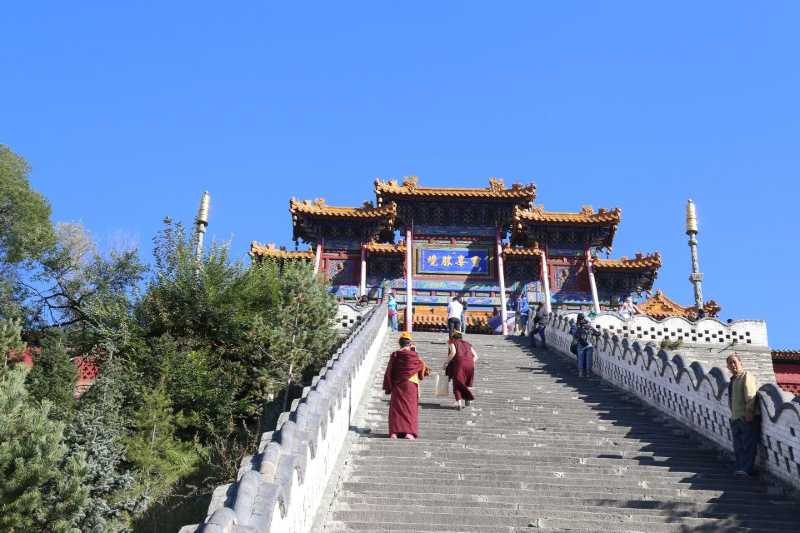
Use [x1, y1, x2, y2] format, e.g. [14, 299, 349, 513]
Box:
[181, 303, 388, 533]
[589, 311, 769, 348]
[545, 313, 800, 491]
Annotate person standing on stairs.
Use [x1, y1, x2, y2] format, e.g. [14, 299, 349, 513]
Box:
[383, 331, 430, 440]
[445, 330, 478, 410]
[570, 313, 595, 378]
[726, 354, 761, 477]
[447, 295, 463, 337]
[530, 303, 547, 348]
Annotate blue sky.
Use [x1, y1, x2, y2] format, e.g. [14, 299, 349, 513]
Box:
[2, 2, 798, 346]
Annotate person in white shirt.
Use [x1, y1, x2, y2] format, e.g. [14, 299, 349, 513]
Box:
[447, 296, 463, 337]
[619, 296, 640, 320]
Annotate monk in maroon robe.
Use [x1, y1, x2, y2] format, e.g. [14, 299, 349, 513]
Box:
[383, 332, 428, 439]
[445, 331, 477, 410]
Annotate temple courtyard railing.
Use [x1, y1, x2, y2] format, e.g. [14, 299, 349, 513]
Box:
[545, 312, 800, 492]
[180, 303, 388, 533]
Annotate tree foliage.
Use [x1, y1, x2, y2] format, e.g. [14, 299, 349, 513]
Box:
[0, 146, 342, 530]
[0, 367, 89, 532]
[0, 144, 55, 266]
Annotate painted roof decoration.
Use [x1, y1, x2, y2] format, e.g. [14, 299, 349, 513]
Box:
[514, 204, 622, 225]
[289, 198, 397, 220]
[374, 176, 537, 203]
[772, 350, 800, 362]
[502, 244, 544, 257]
[250, 241, 314, 260]
[638, 289, 721, 320]
[594, 252, 662, 270]
[639, 290, 690, 320]
[364, 241, 406, 254]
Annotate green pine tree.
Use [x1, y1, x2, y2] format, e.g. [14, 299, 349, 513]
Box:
[25, 330, 76, 420]
[0, 366, 89, 532]
[65, 365, 135, 532]
[125, 384, 201, 515]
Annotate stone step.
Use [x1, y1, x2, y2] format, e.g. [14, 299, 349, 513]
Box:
[327, 509, 765, 533]
[316, 334, 794, 533]
[332, 502, 798, 529]
[334, 493, 797, 517]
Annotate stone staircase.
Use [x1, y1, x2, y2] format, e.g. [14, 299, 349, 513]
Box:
[317, 332, 798, 533]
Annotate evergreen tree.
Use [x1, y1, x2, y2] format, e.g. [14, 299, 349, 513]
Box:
[65, 365, 135, 532]
[0, 366, 88, 532]
[1, 317, 23, 366]
[25, 329, 76, 420]
[125, 384, 201, 515]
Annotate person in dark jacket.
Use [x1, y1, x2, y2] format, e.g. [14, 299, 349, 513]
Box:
[569, 313, 595, 377]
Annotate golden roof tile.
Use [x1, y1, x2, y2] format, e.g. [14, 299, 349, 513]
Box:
[639, 290, 690, 320]
[374, 176, 536, 201]
[250, 241, 314, 260]
[364, 242, 406, 254]
[289, 198, 397, 220]
[502, 244, 544, 257]
[514, 204, 622, 225]
[594, 252, 662, 270]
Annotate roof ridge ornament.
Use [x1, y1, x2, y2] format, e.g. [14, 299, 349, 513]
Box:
[401, 175, 418, 191]
[580, 205, 594, 215]
[488, 176, 505, 192]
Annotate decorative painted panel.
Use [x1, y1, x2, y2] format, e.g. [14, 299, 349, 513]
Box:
[326, 257, 358, 285]
[415, 224, 496, 237]
[417, 248, 490, 275]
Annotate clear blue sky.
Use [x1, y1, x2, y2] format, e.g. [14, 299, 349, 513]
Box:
[2, 2, 798, 346]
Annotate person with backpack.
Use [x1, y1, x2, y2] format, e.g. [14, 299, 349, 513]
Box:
[569, 313, 595, 378]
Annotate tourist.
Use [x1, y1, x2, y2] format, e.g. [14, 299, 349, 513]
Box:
[530, 303, 547, 348]
[487, 307, 503, 334]
[386, 292, 398, 331]
[726, 354, 761, 477]
[382, 332, 429, 440]
[619, 296, 639, 320]
[460, 295, 468, 333]
[447, 295, 463, 337]
[516, 292, 529, 335]
[570, 313, 595, 377]
[445, 330, 478, 410]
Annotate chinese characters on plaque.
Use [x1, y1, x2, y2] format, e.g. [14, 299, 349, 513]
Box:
[417, 248, 490, 275]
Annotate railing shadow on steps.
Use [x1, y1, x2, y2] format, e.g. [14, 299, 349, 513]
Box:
[179, 303, 388, 533]
[510, 336, 798, 531]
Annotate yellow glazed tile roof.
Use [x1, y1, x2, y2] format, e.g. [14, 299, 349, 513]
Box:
[502, 245, 544, 257]
[250, 242, 314, 260]
[514, 204, 621, 225]
[374, 176, 536, 201]
[289, 198, 397, 219]
[364, 242, 406, 254]
[594, 252, 662, 270]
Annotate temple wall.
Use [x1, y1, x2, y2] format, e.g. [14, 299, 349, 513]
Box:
[545, 313, 800, 491]
[181, 305, 387, 533]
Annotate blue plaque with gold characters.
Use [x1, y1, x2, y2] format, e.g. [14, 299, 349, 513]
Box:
[418, 248, 490, 275]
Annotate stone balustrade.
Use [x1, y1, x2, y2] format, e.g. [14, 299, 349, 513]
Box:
[180, 303, 388, 533]
[545, 312, 800, 491]
[585, 311, 769, 348]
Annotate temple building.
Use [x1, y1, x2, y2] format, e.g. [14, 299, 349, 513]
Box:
[251, 177, 661, 332]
